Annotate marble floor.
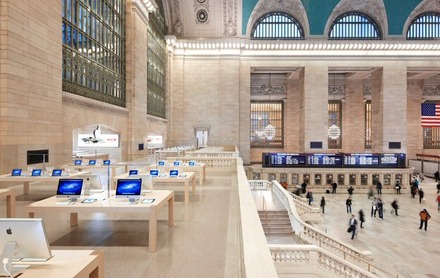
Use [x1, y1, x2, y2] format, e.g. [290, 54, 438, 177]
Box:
[1, 172, 439, 278]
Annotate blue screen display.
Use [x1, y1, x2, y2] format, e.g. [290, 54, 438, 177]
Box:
[52, 169, 62, 176]
[57, 179, 83, 196]
[129, 170, 138, 175]
[103, 160, 111, 165]
[150, 170, 159, 176]
[31, 169, 42, 176]
[173, 161, 181, 167]
[116, 179, 142, 196]
[88, 160, 96, 165]
[189, 161, 196, 166]
[74, 160, 82, 165]
[158, 161, 165, 166]
[169, 170, 179, 177]
[11, 169, 22, 176]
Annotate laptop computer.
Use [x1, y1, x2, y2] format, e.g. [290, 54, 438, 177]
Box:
[74, 160, 82, 165]
[51, 169, 62, 177]
[129, 169, 139, 176]
[11, 169, 22, 176]
[169, 169, 179, 178]
[149, 169, 159, 177]
[31, 169, 42, 176]
[88, 160, 96, 165]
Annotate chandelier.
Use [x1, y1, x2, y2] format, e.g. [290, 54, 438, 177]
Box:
[328, 73, 341, 139]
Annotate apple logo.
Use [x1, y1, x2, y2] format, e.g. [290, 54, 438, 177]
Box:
[6, 228, 12, 235]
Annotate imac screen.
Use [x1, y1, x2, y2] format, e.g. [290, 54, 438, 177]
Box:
[0, 218, 52, 261]
[158, 161, 165, 166]
[56, 179, 83, 199]
[173, 161, 181, 167]
[51, 169, 62, 177]
[129, 169, 139, 176]
[169, 169, 179, 177]
[115, 179, 142, 199]
[88, 160, 96, 165]
[74, 160, 82, 165]
[103, 160, 111, 165]
[11, 169, 22, 176]
[149, 169, 159, 177]
[31, 169, 42, 176]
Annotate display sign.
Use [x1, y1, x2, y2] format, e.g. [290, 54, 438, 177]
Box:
[147, 135, 163, 149]
[262, 153, 406, 168]
[78, 134, 119, 148]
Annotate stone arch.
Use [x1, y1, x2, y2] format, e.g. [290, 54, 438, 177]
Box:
[403, 0, 440, 37]
[246, 0, 310, 38]
[325, 0, 388, 39]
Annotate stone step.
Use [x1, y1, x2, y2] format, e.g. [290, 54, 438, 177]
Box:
[263, 226, 294, 234]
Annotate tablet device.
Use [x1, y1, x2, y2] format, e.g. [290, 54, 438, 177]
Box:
[81, 198, 97, 203]
[142, 198, 155, 204]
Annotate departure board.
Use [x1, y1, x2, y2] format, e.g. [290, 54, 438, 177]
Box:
[344, 154, 380, 167]
[307, 154, 343, 166]
[264, 153, 306, 167]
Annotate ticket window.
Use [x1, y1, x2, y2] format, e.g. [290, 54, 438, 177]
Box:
[315, 174, 322, 185]
[303, 174, 310, 184]
[384, 174, 391, 185]
[395, 174, 402, 184]
[338, 174, 345, 185]
[326, 174, 333, 185]
[280, 173, 288, 183]
[292, 174, 299, 185]
[253, 173, 261, 180]
[268, 173, 276, 182]
[349, 174, 356, 185]
[372, 174, 379, 185]
[361, 174, 368, 185]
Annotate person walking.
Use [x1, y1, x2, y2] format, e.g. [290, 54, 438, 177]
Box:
[376, 181, 383, 195]
[301, 182, 308, 194]
[419, 188, 425, 204]
[306, 190, 313, 205]
[419, 209, 431, 231]
[371, 197, 378, 217]
[346, 197, 352, 213]
[348, 214, 358, 240]
[347, 186, 354, 196]
[377, 198, 384, 219]
[437, 182, 440, 194]
[359, 209, 365, 228]
[411, 184, 418, 198]
[367, 186, 374, 199]
[320, 196, 326, 213]
[436, 194, 440, 212]
[331, 182, 337, 194]
[391, 199, 399, 216]
[435, 170, 440, 182]
[395, 181, 401, 194]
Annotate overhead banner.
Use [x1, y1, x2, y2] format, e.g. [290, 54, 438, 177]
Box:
[78, 134, 119, 148]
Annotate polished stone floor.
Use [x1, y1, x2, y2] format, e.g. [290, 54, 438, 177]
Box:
[1, 172, 439, 278]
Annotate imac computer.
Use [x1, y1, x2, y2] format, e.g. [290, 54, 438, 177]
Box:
[149, 169, 159, 177]
[11, 169, 22, 176]
[74, 159, 82, 165]
[115, 179, 142, 202]
[56, 179, 83, 202]
[188, 160, 196, 166]
[129, 169, 139, 176]
[88, 160, 96, 165]
[31, 169, 42, 176]
[51, 169, 63, 177]
[128, 174, 153, 191]
[79, 174, 103, 193]
[169, 169, 179, 178]
[103, 160, 111, 165]
[158, 160, 166, 166]
[173, 161, 181, 167]
[0, 218, 52, 262]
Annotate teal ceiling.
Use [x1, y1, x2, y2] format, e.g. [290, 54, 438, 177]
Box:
[242, 0, 423, 36]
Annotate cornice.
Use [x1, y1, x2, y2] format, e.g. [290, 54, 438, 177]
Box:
[62, 92, 129, 115]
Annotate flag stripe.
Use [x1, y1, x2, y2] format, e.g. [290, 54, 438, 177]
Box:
[421, 103, 440, 127]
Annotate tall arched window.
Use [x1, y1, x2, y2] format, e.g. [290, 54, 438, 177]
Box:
[251, 12, 304, 40]
[407, 12, 440, 40]
[329, 12, 381, 40]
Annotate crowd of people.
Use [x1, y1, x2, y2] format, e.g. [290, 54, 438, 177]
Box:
[287, 172, 439, 240]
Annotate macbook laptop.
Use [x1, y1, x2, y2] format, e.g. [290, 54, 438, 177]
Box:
[169, 169, 179, 178]
[74, 160, 82, 165]
[11, 169, 22, 176]
[129, 169, 139, 176]
[31, 169, 42, 176]
[51, 169, 62, 177]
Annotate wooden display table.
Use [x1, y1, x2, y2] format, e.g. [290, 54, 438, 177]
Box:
[0, 188, 15, 217]
[0, 171, 89, 195]
[13, 250, 104, 278]
[26, 190, 174, 253]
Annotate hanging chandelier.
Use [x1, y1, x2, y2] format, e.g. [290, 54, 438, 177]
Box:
[328, 73, 341, 139]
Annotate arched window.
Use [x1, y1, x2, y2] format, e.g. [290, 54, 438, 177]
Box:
[407, 12, 440, 40]
[329, 12, 381, 40]
[251, 12, 304, 40]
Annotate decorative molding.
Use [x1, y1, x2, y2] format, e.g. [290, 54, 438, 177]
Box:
[194, 0, 209, 24]
[251, 85, 286, 96]
[363, 85, 372, 95]
[62, 92, 129, 115]
[223, 0, 238, 36]
[423, 85, 440, 95]
[329, 0, 387, 37]
[172, 0, 184, 36]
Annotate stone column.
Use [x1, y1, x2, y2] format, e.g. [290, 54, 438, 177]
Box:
[343, 79, 365, 151]
[406, 80, 423, 159]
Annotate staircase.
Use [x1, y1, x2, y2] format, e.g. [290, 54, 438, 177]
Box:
[258, 210, 294, 235]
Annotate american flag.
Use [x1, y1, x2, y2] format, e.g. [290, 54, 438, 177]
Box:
[421, 103, 440, 127]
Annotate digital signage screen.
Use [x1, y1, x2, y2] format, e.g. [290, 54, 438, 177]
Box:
[307, 154, 343, 166]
